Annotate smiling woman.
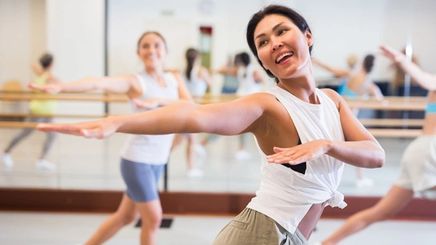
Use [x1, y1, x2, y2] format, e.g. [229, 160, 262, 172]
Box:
[36, 4, 384, 245]
[30, 31, 192, 245]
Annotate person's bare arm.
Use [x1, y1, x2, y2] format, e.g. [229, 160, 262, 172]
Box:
[380, 45, 436, 91]
[38, 94, 266, 139]
[312, 58, 350, 78]
[267, 89, 385, 168]
[29, 75, 139, 94]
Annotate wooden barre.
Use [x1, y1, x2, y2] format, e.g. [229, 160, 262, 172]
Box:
[0, 92, 238, 104]
[0, 113, 104, 119]
[0, 92, 427, 109]
[346, 99, 426, 111]
[0, 93, 128, 102]
[0, 121, 38, 129]
[368, 128, 422, 138]
[360, 119, 424, 127]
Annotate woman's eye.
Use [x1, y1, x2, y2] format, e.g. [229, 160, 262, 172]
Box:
[258, 40, 268, 47]
[278, 29, 287, 35]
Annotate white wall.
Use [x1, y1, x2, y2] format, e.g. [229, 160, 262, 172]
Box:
[46, 0, 105, 80]
[0, 0, 46, 84]
[106, 0, 436, 83]
[46, 0, 105, 116]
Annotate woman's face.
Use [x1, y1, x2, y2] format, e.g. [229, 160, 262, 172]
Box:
[137, 33, 166, 69]
[253, 14, 313, 80]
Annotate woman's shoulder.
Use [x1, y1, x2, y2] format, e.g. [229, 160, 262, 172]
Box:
[319, 88, 342, 107]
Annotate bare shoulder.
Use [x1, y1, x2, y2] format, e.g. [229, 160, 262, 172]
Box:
[320, 88, 343, 107]
[243, 92, 286, 114]
[247, 92, 278, 103]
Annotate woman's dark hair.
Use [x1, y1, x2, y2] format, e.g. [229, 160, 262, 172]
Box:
[362, 54, 375, 73]
[246, 5, 312, 80]
[136, 31, 167, 53]
[185, 48, 199, 81]
[235, 52, 250, 67]
[39, 53, 53, 70]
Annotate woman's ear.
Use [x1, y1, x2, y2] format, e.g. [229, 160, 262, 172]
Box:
[305, 31, 313, 48]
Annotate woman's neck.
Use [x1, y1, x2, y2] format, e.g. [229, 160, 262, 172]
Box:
[277, 75, 318, 103]
[145, 66, 164, 77]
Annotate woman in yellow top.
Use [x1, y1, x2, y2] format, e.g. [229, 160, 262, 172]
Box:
[2, 53, 59, 171]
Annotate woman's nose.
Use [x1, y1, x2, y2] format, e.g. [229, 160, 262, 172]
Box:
[272, 43, 283, 51]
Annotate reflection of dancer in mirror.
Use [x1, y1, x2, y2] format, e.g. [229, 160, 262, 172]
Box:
[37, 5, 385, 244]
[312, 54, 358, 81]
[1, 53, 58, 171]
[321, 45, 436, 245]
[313, 55, 384, 187]
[313, 55, 383, 100]
[32, 31, 191, 245]
[172, 47, 212, 177]
[216, 52, 265, 160]
[390, 47, 420, 96]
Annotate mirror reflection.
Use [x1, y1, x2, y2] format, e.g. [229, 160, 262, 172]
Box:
[0, 0, 434, 199]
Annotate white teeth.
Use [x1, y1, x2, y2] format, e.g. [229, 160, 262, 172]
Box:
[275, 51, 294, 64]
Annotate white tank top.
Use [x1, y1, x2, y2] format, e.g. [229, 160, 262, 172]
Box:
[236, 64, 261, 96]
[247, 87, 347, 233]
[121, 71, 179, 164]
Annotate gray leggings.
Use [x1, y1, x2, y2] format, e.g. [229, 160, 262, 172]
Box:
[4, 117, 56, 159]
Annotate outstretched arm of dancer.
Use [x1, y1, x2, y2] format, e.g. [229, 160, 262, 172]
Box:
[380, 45, 436, 91]
[29, 75, 139, 95]
[312, 58, 351, 78]
[37, 94, 265, 139]
[266, 89, 385, 168]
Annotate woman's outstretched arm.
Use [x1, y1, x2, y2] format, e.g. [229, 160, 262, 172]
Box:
[38, 94, 266, 139]
[29, 75, 139, 94]
[266, 89, 385, 168]
[380, 45, 436, 91]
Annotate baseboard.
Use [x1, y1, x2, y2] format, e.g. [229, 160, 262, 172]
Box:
[0, 188, 435, 220]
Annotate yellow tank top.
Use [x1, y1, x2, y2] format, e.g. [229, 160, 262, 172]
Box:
[29, 73, 57, 115]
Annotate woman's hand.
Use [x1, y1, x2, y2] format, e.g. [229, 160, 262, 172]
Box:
[379, 45, 406, 64]
[266, 140, 331, 164]
[37, 117, 121, 139]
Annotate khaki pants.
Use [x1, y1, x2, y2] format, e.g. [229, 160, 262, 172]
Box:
[213, 208, 307, 245]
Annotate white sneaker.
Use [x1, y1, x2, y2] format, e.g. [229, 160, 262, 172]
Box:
[186, 168, 203, 178]
[235, 150, 251, 160]
[36, 159, 56, 171]
[356, 177, 374, 188]
[2, 153, 13, 169]
[193, 144, 207, 157]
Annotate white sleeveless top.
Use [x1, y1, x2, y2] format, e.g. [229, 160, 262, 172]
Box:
[247, 87, 347, 233]
[121, 71, 179, 164]
[236, 64, 261, 96]
[186, 67, 207, 97]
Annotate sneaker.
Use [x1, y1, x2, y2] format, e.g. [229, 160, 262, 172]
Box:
[186, 168, 203, 178]
[235, 150, 251, 160]
[36, 159, 56, 171]
[193, 144, 207, 157]
[356, 177, 374, 188]
[2, 153, 13, 169]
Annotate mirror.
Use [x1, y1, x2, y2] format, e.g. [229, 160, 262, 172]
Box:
[0, 0, 433, 198]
